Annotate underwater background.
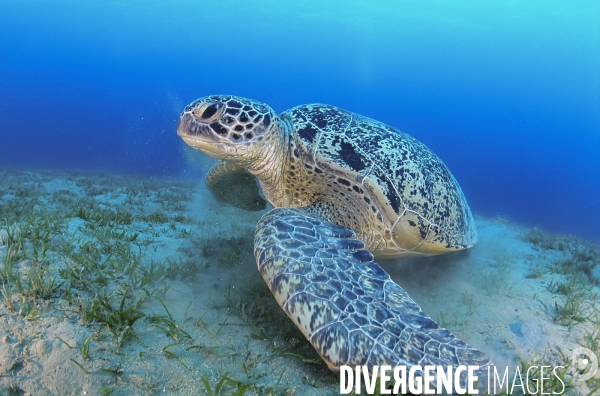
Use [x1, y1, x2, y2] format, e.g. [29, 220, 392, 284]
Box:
[1, 2, 600, 395]
[0, 0, 599, 238]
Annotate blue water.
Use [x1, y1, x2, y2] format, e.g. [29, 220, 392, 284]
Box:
[1, 0, 599, 241]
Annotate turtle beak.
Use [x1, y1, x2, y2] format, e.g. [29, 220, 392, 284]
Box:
[177, 110, 231, 158]
[177, 112, 205, 139]
[177, 111, 219, 149]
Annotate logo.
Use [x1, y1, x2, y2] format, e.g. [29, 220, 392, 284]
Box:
[570, 347, 598, 382]
[339, 365, 481, 394]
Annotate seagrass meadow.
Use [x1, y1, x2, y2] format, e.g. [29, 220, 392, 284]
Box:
[0, 168, 599, 395]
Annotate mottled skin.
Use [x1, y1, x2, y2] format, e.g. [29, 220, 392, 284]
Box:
[177, 95, 491, 378]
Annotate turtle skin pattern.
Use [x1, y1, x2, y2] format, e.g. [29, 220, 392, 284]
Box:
[255, 207, 492, 375]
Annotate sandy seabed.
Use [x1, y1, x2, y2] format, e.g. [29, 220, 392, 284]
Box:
[0, 168, 599, 395]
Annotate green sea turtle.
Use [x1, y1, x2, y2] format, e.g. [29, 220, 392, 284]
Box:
[177, 95, 491, 376]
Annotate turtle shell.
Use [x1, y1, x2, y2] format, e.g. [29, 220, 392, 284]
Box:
[281, 104, 477, 256]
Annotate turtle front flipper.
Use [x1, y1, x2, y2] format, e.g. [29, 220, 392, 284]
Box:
[255, 207, 492, 375]
[205, 161, 267, 211]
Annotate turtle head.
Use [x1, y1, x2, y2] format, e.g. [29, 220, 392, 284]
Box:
[177, 95, 280, 165]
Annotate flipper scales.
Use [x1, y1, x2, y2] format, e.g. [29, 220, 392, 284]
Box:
[254, 207, 492, 376]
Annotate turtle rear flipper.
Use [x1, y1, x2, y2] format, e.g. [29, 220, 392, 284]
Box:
[205, 161, 267, 212]
[255, 207, 492, 376]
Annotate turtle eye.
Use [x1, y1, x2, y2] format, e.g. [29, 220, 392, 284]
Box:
[195, 102, 223, 122]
